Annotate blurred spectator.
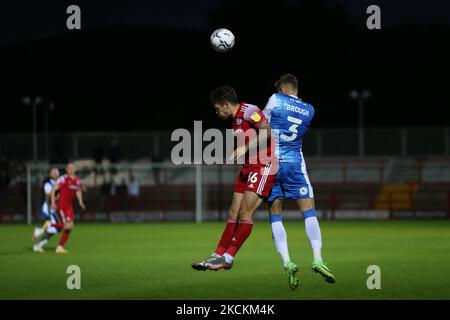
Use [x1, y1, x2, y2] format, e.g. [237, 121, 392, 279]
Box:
[117, 178, 127, 196]
[114, 178, 127, 211]
[127, 172, 140, 211]
[97, 176, 109, 213]
[151, 152, 163, 185]
[100, 178, 111, 196]
[108, 139, 121, 163]
[92, 144, 104, 165]
[107, 178, 117, 212]
[110, 179, 117, 196]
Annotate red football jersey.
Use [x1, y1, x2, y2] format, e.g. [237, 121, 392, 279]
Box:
[56, 174, 81, 209]
[232, 103, 272, 166]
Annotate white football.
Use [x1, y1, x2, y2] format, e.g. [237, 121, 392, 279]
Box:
[210, 28, 235, 53]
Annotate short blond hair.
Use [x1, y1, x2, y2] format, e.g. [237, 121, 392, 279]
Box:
[274, 74, 298, 90]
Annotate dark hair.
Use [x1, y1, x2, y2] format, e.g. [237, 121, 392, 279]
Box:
[210, 86, 239, 105]
[274, 74, 299, 90]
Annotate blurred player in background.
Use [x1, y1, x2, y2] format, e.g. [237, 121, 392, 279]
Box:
[263, 74, 335, 286]
[192, 86, 276, 271]
[32, 167, 62, 253]
[50, 163, 85, 254]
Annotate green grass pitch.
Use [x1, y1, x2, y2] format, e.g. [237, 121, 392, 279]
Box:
[1, 220, 449, 300]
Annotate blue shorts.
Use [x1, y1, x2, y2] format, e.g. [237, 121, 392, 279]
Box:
[40, 203, 58, 223]
[268, 161, 314, 202]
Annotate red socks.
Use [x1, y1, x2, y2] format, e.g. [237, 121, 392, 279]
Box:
[225, 220, 254, 257]
[59, 230, 71, 246]
[214, 219, 238, 256]
[52, 222, 64, 230]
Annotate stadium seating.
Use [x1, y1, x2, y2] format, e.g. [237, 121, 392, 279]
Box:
[1, 157, 449, 222]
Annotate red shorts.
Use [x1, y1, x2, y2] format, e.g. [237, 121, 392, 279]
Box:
[58, 206, 74, 223]
[234, 164, 276, 198]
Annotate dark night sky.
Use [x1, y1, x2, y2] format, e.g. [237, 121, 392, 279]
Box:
[0, 0, 217, 44]
[1, 0, 449, 46]
[0, 0, 449, 133]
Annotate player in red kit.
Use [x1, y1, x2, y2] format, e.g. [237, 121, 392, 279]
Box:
[192, 86, 277, 271]
[50, 163, 85, 254]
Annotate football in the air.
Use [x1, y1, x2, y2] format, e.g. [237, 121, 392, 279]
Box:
[210, 28, 235, 53]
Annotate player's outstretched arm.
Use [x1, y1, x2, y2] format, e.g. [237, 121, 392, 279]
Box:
[247, 119, 272, 154]
[231, 119, 272, 161]
[76, 189, 86, 210]
[50, 185, 59, 210]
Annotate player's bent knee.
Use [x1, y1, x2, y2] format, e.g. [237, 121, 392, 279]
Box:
[269, 204, 281, 214]
[268, 199, 283, 214]
[227, 208, 239, 220]
[64, 223, 73, 231]
[238, 206, 252, 220]
[297, 198, 315, 212]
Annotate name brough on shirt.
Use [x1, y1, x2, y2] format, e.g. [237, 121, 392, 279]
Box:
[176, 304, 275, 317]
[286, 104, 310, 116]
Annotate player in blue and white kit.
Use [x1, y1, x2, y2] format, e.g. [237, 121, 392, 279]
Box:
[263, 74, 335, 288]
[32, 168, 62, 253]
